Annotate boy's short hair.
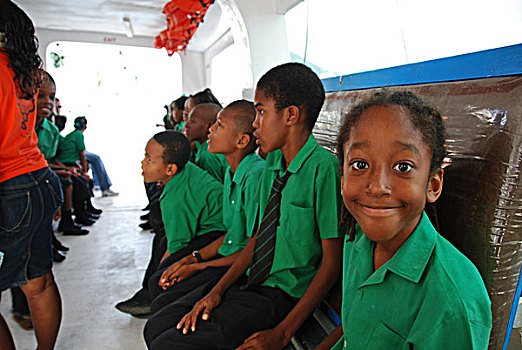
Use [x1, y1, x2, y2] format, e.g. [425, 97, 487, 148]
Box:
[256, 62, 325, 131]
[226, 100, 256, 135]
[153, 131, 191, 171]
[74, 116, 87, 129]
[55, 115, 67, 131]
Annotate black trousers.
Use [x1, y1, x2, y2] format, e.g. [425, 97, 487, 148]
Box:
[144, 276, 296, 350]
[150, 262, 228, 313]
[10, 286, 29, 315]
[142, 228, 166, 292]
[146, 231, 224, 298]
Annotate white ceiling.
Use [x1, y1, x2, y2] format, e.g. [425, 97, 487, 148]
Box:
[14, 0, 229, 52]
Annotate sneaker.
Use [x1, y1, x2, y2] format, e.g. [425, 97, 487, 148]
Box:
[102, 189, 119, 197]
[115, 289, 151, 316]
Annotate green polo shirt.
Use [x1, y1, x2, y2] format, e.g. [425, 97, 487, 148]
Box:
[218, 153, 265, 257]
[36, 118, 60, 160]
[160, 162, 226, 254]
[332, 212, 492, 350]
[57, 129, 85, 163]
[194, 140, 228, 183]
[174, 121, 184, 132]
[251, 134, 344, 299]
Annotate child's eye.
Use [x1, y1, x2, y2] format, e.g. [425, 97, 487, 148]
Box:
[350, 160, 368, 170]
[256, 108, 264, 115]
[393, 162, 413, 173]
[147, 158, 152, 163]
[217, 121, 222, 127]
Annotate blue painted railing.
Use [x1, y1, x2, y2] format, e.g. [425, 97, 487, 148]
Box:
[321, 43, 522, 93]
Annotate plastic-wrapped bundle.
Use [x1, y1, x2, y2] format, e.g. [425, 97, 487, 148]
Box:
[318, 76, 522, 349]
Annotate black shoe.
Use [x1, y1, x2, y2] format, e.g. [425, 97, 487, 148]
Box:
[115, 289, 151, 315]
[140, 213, 150, 221]
[54, 241, 70, 251]
[88, 213, 100, 220]
[139, 221, 152, 230]
[142, 203, 150, 211]
[52, 233, 69, 251]
[131, 312, 151, 319]
[53, 248, 66, 262]
[74, 213, 96, 226]
[62, 224, 89, 236]
[85, 201, 103, 215]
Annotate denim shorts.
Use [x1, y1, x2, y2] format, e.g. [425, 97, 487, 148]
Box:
[0, 167, 62, 291]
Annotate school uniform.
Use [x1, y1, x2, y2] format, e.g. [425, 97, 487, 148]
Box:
[332, 211, 492, 350]
[194, 140, 228, 183]
[144, 134, 344, 350]
[148, 153, 265, 310]
[160, 161, 226, 256]
[174, 122, 184, 132]
[36, 118, 60, 160]
[57, 129, 85, 164]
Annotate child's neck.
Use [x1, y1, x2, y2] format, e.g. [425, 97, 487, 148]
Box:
[280, 130, 311, 171]
[373, 217, 422, 271]
[225, 150, 250, 172]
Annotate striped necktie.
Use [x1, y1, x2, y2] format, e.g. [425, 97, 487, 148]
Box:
[247, 171, 291, 287]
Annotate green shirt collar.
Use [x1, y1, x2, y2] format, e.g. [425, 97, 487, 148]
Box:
[267, 133, 318, 174]
[160, 162, 193, 201]
[355, 211, 437, 285]
[231, 153, 257, 185]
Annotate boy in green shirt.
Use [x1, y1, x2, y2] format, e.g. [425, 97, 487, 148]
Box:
[145, 100, 264, 313]
[144, 63, 344, 350]
[185, 103, 229, 182]
[141, 131, 227, 265]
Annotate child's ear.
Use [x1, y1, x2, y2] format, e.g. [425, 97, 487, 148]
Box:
[166, 163, 178, 177]
[285, 105, 300, 126]
[236, 133, 250, 150]
[426, 168, 444, 203]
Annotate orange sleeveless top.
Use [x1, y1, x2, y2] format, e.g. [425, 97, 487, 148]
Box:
[0, 51, 47, 183]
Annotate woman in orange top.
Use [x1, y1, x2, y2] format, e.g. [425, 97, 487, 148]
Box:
[0, 2, 63, 349]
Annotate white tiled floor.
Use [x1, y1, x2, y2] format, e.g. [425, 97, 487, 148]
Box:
[0, 191, 153, 350]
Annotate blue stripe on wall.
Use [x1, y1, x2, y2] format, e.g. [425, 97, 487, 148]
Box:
[321, 43, 522, 93]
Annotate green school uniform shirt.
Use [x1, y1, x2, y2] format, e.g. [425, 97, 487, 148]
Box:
[332, 211, 492, 350]
[218, 153, 265, 257]
[194, 140, 228, 183]
[174, 122, 184, 132]
[252, 134, 344, 299]
[36, 118, 60, 160]
[160, 162, 226, 254]
[57, 129, 85, 163]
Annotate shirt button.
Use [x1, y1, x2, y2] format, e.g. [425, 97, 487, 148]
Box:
[228, 240, 232, 244]
[231, 200, 235, 204]
[344, 340, 347, 348]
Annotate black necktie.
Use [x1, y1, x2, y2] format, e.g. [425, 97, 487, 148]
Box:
[247, 171, 291, 286]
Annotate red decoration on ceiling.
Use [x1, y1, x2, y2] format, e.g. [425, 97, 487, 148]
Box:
[155, 0, 215, 56]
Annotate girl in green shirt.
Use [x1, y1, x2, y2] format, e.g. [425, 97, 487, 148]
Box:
[320, 90, 492, 349]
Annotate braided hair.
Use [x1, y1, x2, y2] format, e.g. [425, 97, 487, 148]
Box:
[0, 0, 42, 99]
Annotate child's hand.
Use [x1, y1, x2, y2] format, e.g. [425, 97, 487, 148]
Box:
[236, 327, 289, 350]
[168, 264, 202, 284]
[159, 255, 197, 289]
[176, 292, 222, 334]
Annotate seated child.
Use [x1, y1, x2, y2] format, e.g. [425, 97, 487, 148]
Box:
[117, 131, 226, 317]
[143, 62, 344, 350]
[146, 99, 264, 312]
[35, 71, 88, 237]
[170, 95, 188, 132]
[324, 90, 492, 349]
[185, 103, 229, 182]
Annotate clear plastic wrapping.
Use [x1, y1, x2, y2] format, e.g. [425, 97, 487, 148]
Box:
[317, 76, 522, 349]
